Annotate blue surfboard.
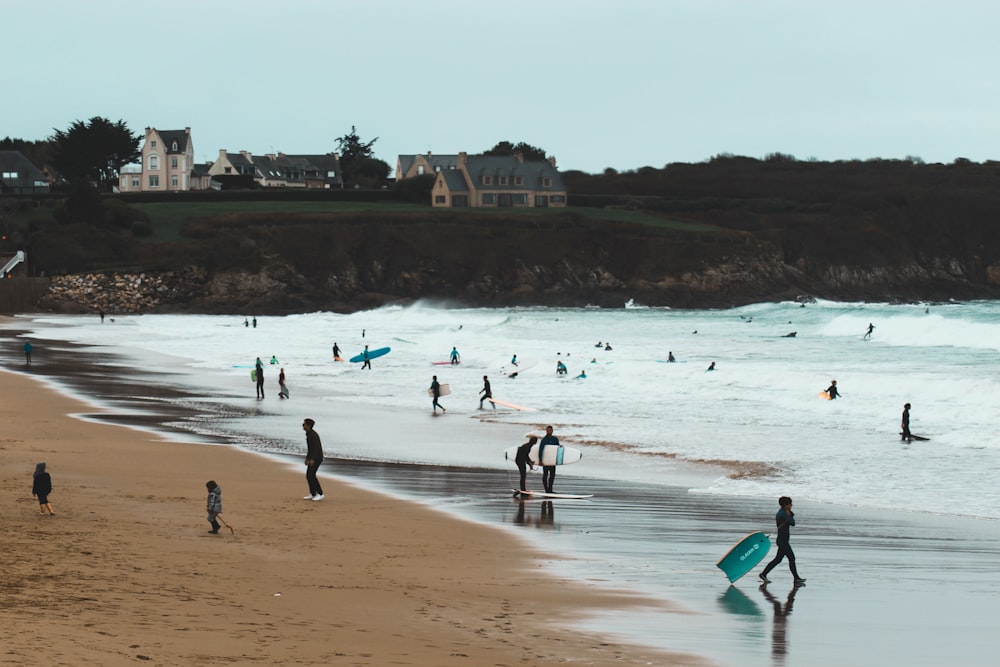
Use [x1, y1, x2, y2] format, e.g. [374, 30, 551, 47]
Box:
[349, 346, 391, 363]
[717, 531, 771, 583]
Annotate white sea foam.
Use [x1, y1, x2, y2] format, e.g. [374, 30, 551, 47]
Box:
[18, 299, 1000, 518]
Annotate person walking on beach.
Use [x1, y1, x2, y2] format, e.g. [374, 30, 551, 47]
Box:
[759, 496, 805, 584]
[362, 345, 372, 370]
[864, 323, 875, 340]
[450, 347, 460, 365]
[278, 368, 289, 399]
[479, 375, 495, 410]
[32, 462, 54, 515]
[302, 418, 324, 501]
[539, 426, 559, 494]
[205, 480, 222, 534]
[431, 375, 446, 414]
[515, 435, 537, 493]
[255, 357, 265, 399]
[825, 380, 840, 399]
[23, 340, 32, 367]
[901, 403, 912, 442]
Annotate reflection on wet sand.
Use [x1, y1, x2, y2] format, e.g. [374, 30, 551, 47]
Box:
[760, 582, 804, 666]
[511, 499, 557, 529]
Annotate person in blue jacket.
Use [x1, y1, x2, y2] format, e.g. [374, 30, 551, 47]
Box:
[759, 496, 806, 584]
[538, 426, 559, 494]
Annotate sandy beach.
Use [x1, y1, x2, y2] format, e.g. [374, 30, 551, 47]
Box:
[0, 367, 704, 667]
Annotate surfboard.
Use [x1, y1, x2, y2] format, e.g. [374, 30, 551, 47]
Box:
[500, 360, 537, 377]
[512, 489, 593, 500]
[488, 398, 537, 412]
[717, 531, 772, 583]
[817, 391, 831, 400]
[349, 346, 391, 363]
[427, 383, 452, 397]
[250, 369, 257, 382]
[504, 443, 583, 466]
[431, 361, 456, 365]
[333, 356, 344, 362]
[279, 384, 290, 399]
[901, 433, 930, 441]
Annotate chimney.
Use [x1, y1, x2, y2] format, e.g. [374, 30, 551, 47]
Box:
[219, 149, 228, 158]
[548, 156, 557, 168]
[514, 151, 524, 163]
[458, 151, 467, 166]
[185, 127, 191, 134]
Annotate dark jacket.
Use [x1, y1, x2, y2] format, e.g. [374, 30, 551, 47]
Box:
[32, 472, 52, 496]
[306, 429, 324, 462]
[775, 508, 795, 545]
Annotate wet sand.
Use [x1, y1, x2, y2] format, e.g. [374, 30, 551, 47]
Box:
[4, 321, 1000, 666]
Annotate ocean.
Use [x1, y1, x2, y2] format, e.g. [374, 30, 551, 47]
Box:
[7, 300, 1000, 666]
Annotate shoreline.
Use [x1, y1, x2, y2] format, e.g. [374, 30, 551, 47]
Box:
[0, 366, 703, 666]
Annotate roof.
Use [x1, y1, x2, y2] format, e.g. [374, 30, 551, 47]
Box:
[464, 155, 565, 190]
[155, 130, 191, 154]
[439, 168, 469, 192]
[0, 151, 49, 193]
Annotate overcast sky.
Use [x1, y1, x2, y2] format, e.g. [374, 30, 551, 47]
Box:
[6, 0, 999, 174]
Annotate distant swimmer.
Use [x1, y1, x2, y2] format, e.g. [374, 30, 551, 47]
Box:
[510, 354, 518, 366]
[783, 332, 797, 338]
[864, 323, 875, 340]
[825, 380, 840, 399]
[556, 360, 568, 375]
[575, 370, 587, 379]
[604, 343, 613, 351]
[667, 351, 676, 362]
[450, 347, 461, 365]
[706, 361, 716, 372]
[595, 341, 603, 348]
[901, 403, 912, 442]
[270, 355, 279, 365]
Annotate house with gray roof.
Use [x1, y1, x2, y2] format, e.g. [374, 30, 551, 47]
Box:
[118, 127, 210, 192]
[208, 150, 343, 189]
[396, 153, 463, 180]
[0, 151, 50, 194]
[428, 152, 567, 208]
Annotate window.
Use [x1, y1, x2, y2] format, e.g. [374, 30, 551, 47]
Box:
[499, 176, 508, 185]
[148, 175, 159, 188]
[514, 193, 527, 204]
[542, 177, 552, 187]
[417, 165, 425, 175]
[1, 171, 17, 179]
[550, 195, 565, 203]
[327, 170, 336, 178]
[483, 175, 492, 185]
[482, 193, 496, 205]
[171, 141, 178, 151]
[131, 177, 140, 187]
[151, 141, 157, 148]
[435, 195, 446, 204]
[515, 176, 523, 185]
[171, 176, 179, 188]
[149, 155, 159, 170]
[171, 157, 178, 169]
[224, 167, 232, 174]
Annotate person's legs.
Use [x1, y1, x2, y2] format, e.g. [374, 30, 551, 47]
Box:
[761, 544, 788, 579]
[517, 461, 527, 491]
[306, 460, 324, 497]
[784, 545, 802, 580]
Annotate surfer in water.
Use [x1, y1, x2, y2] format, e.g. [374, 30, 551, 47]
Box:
[864, 323, 875, 340]
[478, 375, 495, 410]
[332, 342, 341, 359]
[667, 351, 676, 362]
[255, 357, 265, 399]
[539, 426, 559, 494]
[759, 496, 805, 585]
[278, 368, 289, 399]
[706, 361, 716, 372]
[514, 435, 537, 493]
[825, 380, 840, 399]
[430, 375, 446, 414]
[450, 347, 460, 365]
[901, 402, 912, 442]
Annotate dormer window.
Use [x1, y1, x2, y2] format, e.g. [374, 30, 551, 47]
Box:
[542, 177, 552, 187]
[417, 165, 425, 175]
[483, 175, 492, 185]
[515, 176, 524, 185]
[151, 141, 157, 148]
[499, 176, 508, 186]
[171, 141, 178, 151]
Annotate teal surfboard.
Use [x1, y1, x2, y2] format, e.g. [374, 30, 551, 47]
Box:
[717, 531, 771, 583]
[349, 346, 391, 363]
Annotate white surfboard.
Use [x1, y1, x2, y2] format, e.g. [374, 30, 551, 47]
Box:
[500, 359, 537, 377]
[512, 489, 593, 500]
[504, 443, 583, 466]
[427, 383, 452, 397]
[488, 398, 536, 412]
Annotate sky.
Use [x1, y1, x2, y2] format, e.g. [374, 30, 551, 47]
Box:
[6, 0, 1000, 175]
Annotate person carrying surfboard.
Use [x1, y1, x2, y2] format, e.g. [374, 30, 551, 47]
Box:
[478, 375, 495, 410]
[430, 376, 446, 414]
[332, 342, 341, 360]
[825, 380, 840, 399]
[539, 426, 559, 494]
[450, 347, 460, 365]
[901, 402, 912, 442]
[759, 496, 805, 585]
[362, 345, 371, 370]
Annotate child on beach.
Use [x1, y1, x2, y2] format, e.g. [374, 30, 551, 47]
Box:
[32, 462, 54, 515]
[759, 496, 806, 585]
[206, 480, 222, 534]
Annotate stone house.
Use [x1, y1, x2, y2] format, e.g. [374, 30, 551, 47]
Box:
[395, 153, 463, 180]
[424, 152, 567, 208]
[208, 150, 344, 189]
[118, 127, 214, 192]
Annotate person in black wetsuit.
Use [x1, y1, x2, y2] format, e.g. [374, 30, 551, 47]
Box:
[430, 375, 446, 414]
[255, 357, 265, 399]
[759, 496, 805, 584]
[302, 418, 325, 501]
[826, 380, 840, 399]
[514, 435, 537, 492]
[478, 375, 494, 410]
[539, 425, 559, 494]
[901, 402, 912, 442]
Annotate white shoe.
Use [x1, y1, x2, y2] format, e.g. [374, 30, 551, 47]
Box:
[312, 494, 325, 501]
[304, 495, 315, 500]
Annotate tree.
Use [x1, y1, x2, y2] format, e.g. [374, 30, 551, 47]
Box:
[483, 141, 548, 162]
[50, 117, 140, 191]
[335, 126, 389, 187]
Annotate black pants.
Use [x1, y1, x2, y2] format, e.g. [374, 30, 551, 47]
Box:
[306, 459, 324, 497]
[516, 460, 528, 491]
[762, 542, 800, 579]
[542, 466, 555, 493]
[256, 379, 264, 398]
